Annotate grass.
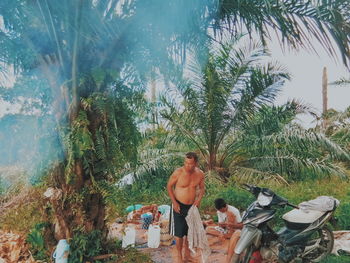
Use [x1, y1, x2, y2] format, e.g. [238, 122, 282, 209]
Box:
[321, 255, 350, 263]
[0, 185, 48, 234]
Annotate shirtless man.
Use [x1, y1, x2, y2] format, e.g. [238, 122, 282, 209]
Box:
[167, 152, 205, 263]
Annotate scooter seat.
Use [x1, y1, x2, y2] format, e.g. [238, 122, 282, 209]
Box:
[282, 208, 325, 224]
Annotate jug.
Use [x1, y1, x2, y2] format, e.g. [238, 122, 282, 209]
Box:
[147, 224, 160, 248]
[122, 226, 136, 248]
[53, 239, 69, 263]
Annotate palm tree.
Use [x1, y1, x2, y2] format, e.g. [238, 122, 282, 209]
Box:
[162, 39, 349, 181]
[162, 38, 288, 169]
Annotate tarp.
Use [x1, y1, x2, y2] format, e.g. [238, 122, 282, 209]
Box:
[299, 196, 340, 212]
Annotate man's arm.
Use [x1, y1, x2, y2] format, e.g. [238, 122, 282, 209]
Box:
[167, 172, 180, 213]
[225, 210, 243, 229]
[193, 172, 205, 207]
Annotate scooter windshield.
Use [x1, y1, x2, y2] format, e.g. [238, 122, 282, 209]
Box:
[257, 192, 273, 206]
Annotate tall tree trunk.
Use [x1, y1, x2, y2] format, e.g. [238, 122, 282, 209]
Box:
[322, 66, 328, 129]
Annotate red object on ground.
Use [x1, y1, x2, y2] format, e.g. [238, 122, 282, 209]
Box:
[249, 251, 263, 263]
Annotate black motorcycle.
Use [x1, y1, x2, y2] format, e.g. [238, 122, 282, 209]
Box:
[231, 184, 338, 263]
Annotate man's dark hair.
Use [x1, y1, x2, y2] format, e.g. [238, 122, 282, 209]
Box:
[185, 152, 198, 163]
[214, 198, 227, 210]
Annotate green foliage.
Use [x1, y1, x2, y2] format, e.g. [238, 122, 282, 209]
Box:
[337, 202, 350, 230]
[322, 107, 350, 170]
[69, 230, 103, 263]
[64, 91, 141, 186]
[26, 223, 50, 261]
[321, 255, 350, 263]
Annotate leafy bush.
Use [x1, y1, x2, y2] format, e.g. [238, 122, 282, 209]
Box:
[68, 229, 103, 263]
[26, 223, 49, 261]
[68, 230, 153, 263]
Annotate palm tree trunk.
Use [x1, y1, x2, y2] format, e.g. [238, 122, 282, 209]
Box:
[208, 151, 217, 170]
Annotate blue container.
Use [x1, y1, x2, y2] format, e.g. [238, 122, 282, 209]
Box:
[53, 239, 70, 263]
[141, 213, 153, 229]
[126, 204, 143, 213]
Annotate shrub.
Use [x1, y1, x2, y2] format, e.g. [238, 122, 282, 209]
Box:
[68, 229, 103, 263]
[26, 223, 50, 261]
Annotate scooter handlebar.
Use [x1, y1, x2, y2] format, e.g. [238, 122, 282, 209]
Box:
[241, 184, 261, 197]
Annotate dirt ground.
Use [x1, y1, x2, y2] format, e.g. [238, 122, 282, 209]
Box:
[108, 222, 234, 263]
[138, 234, 229, 263]
[108, 223, 350, 263]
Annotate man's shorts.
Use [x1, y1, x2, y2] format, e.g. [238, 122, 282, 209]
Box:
[169, 199, 192, 238]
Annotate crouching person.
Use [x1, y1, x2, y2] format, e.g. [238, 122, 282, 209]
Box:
[206, 198, 242, 241]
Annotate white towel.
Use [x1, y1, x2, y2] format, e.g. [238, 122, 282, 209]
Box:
[185, 206, 211, 262]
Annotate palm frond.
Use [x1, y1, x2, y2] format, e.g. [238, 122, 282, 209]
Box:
[329, 77, 350, 87]
[232, 166, 290, 185]
[214, 0, 350, 65]
[235, 154, 348, 181]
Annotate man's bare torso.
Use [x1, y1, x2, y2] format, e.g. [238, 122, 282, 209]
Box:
[174, 167, 203, 205]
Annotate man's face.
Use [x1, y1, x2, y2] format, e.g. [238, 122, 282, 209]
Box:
[184, 158, 196, 173]
[218, 205, 227, 213]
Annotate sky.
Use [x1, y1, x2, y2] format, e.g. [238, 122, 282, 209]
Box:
[269, 38, 350, 126]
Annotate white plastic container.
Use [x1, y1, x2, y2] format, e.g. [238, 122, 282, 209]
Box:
[53, 239, 70, 263]
[147, 224, 161, 248]
[122, 226, 136, 248]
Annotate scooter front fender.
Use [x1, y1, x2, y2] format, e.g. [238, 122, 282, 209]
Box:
[234, 225, 262, 254]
